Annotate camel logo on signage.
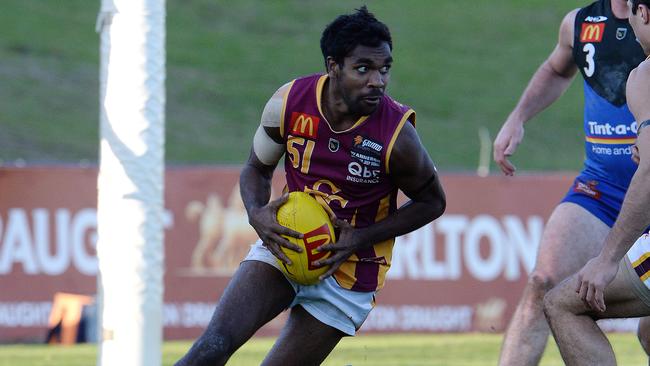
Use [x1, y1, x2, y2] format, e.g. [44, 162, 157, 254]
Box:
[290, 112, 320, 139]
[580, 23, 605, 43]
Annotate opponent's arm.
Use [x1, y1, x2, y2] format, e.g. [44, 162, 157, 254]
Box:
[493, 9, 579, 175]
[240, 83, 303, 264]
[314, 121, 446, 278]
[577, 62, 650, 311]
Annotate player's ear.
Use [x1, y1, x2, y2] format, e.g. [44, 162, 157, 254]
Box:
[642, 4, 650, 23]
[326, 56, 339, 77]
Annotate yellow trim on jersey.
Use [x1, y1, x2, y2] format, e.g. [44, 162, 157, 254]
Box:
[279, 80, 296, 139]
[375, 195, 391, 222]
[316, 74, 369, 134]
[385, 110, 415, 173]
[316, 74, 327, 115]
[641, 270, 650, 282]
[335, 254, 359, 290]
[375, 238, 395, 291]
[632, 252, 650, 268]
[585, 136, 636, 144]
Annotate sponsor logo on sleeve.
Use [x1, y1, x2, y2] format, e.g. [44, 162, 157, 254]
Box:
[580, 23, 605, 43]
[290, 112, 320, 139]
[573, 180, 601, 199]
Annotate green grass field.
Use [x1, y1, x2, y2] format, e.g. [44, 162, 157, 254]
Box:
[0, 333, 647, 365]
[1, 0, 588, 171]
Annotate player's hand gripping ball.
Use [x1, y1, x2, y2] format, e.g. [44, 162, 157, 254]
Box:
[276, 191, 336, 285]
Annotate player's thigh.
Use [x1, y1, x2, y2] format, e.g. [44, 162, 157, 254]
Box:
[261, 305, 344, 366]
[547, 262, 650, 318]
[207, 260, 295, 340]
[533, 202, 609, 280]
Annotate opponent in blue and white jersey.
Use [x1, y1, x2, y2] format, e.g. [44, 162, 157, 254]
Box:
[573, 0, 646, 190]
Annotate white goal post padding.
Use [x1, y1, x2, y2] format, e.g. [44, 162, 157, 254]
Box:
[96, 0, 165, 365]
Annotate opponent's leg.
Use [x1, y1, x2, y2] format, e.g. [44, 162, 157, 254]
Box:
[637, 317, 650, 364]
[174, 261, 295, 366]
[498, 202, 609, 366]
[544, 264, 650, 366]
[261, 305, 345, 366]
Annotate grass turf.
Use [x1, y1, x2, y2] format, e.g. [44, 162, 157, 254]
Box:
[0, 333, 646, 365]
[1, 0, 588, 171]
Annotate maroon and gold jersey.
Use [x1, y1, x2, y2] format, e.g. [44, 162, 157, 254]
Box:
[280, 73, 415, 292]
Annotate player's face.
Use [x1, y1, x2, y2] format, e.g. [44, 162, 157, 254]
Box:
[333, 42, 392, 116]
[628, 0, 650, 53]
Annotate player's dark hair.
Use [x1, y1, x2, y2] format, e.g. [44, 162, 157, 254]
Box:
[320, 6, 392, 67]
[631, 0, 650, 14]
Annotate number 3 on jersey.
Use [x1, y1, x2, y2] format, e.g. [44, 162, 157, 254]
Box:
[287, 135, 315, 174]
[583, 43, 595, 77]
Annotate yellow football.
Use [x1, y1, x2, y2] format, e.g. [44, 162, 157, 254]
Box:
[276, 191, 336, 285]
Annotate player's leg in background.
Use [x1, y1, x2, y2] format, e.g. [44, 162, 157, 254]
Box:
[637, 317, 650, 365]
[260, 305, 345, 366]
[543, 262, 650, 366]
[498, 202, 609, 366]
[174, 261, 295, 366]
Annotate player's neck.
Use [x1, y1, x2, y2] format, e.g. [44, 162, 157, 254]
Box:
[322, 79, 364, 131]
[610, 0, 629, 20]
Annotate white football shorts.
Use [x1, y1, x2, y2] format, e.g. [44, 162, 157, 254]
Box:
[243, 240, 375, 336]
[623, 232, 650, 308]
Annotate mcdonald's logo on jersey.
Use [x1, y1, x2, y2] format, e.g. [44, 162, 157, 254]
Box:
[290, 112, 320, 139]
[580, 23, 605, 43]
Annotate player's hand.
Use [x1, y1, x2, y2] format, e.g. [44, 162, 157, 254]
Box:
[312, 216, 360, 280]
[493, 120, 524, 176]
[248, 193, 303, 265]
[632, 143, 641, 165]
[575, 255, 618, 312]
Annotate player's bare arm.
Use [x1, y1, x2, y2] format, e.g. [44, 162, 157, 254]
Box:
[314, 121, 446, 279]
[576, 62, 650, 312]
[240, 83, 304, 265]
[493, 9, 579, 176]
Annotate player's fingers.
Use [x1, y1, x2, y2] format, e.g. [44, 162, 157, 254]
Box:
[503, 139, 519, 156]
[497, 159, 515, 176]
[632, 145, 640, 164]
[315, 243, 334, 252]
[274, 224, 303, 239]
[313, 249, 346, 267]
[586, 284, 597, 310]
[493, 142, 505, 161]
[575, 273, 583, 293]
[317, 259, 343, 280]
[269, 233, 302, 253]
[270, 193, 290, 209]
[264, 241, 292, 265]
[595, 288, 606, 312]
[578, 280, 589, 301]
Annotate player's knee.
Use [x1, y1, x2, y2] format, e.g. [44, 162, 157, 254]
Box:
[637, 320, 650, 356]
[176, 332, 234, 365]
[542, 287, 562, 321]
[527, 271, 555, 297]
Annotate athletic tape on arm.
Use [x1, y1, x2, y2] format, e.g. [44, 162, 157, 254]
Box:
[253, 84, 290, 165]
[253, 125, 284, 165]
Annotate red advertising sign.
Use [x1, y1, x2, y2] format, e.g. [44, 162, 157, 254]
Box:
[0, 167, 629, 341]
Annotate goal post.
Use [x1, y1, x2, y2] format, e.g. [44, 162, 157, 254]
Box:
[96, 0, 166, 365]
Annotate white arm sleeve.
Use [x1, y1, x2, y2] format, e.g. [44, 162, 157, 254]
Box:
[252, 83, 290, 165]
[253, 125, 283, 165]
